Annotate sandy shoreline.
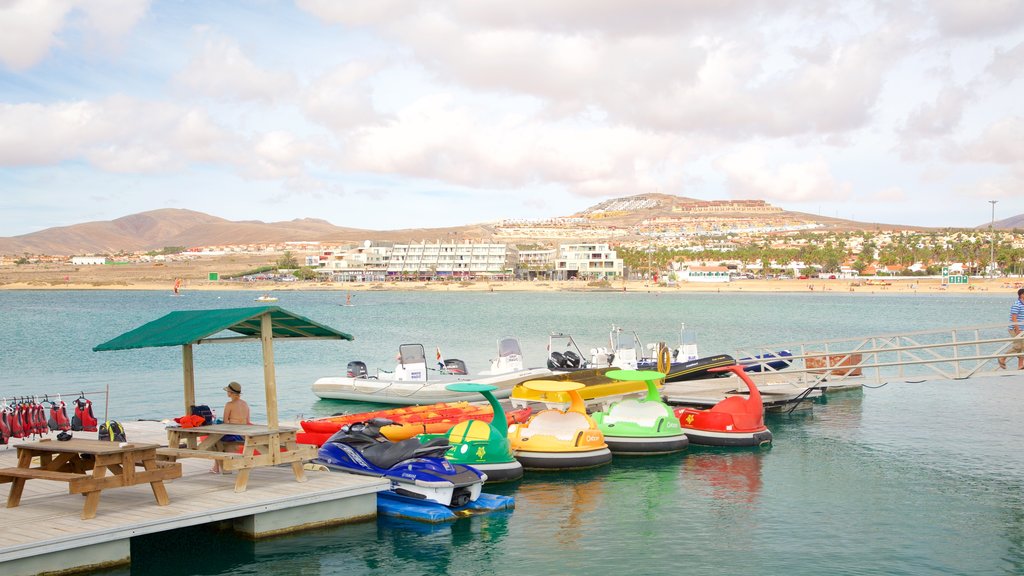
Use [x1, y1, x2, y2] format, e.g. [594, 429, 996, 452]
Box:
[1, 277, 1020, 295]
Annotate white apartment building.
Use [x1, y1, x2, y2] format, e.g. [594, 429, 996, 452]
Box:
[70, 256, 107, 265]
[319, 241, 392, 282]
[554, 243, 624, 280]
[516, 249, 557, 279]
[386, 241, 515, 279]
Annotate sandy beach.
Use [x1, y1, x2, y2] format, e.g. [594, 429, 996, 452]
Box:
[0, 258, 1020, 295]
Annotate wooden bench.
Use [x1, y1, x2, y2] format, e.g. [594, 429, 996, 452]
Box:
[0, 467, 90, 485]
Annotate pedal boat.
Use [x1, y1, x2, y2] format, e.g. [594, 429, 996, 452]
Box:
[674, 364, 773, 447]
[508, 381, 612, 471]
[592, 369, 689, 455]
[418, 383, 524, 483]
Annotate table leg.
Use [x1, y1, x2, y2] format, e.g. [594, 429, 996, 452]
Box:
[142, 459, 170, 506]
[290, 461, 307, 483]
[82, 462, 107, 520]
[7, 450, 35, 508]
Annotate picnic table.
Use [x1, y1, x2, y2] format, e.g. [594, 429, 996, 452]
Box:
[0, 438, 181, 519]
[158, 424, 316, 493]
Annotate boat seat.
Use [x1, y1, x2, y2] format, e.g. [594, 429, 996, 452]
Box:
[521, 411, 590, 441]
[709, 396, 764, 430]
[604, 400, 668, 427]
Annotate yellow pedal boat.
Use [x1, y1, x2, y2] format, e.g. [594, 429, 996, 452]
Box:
[508, 381, 612, 471]
[509, 368, 663, 411]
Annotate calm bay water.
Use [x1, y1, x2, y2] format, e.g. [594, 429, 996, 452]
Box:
[2, 289, 1023, 575]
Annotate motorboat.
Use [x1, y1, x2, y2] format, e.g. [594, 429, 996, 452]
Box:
[297, 400, 532, 446]
[674, 364, 773, 447]
[508, 381, 612, 471]
[592, 369, 689, 455]
[417, 383, 525, 483]
[255, 294, 278, 302]
[312, 338, 554, 404]
[313, 418, 486, 507]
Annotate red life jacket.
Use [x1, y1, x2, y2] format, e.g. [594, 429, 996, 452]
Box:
[13, 403, 28, 438]
[74, 398, 98, 432]
[49, 401, 71, 431]
[0, 410, 10, 444]
[33, 403, 48, 436]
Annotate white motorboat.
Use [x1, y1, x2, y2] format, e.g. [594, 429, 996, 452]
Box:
[312, 337, 553, 404]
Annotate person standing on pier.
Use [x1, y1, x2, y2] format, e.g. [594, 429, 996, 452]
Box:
[999, 288, 1024, 370]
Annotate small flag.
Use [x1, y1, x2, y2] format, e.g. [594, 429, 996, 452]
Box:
[436, 347, 444, 370]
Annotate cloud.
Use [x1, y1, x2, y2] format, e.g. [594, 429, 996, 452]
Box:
[715, 148, 852, 202]
[175, 29, 295, 102]
[959, 116, 1024, 165]
[900, 85, 969, 138]
[928, 0, 1024, 38]
[985, 40, 1024, 84]
[0, 0, 148, 71]
[339, 94, 681, 196]
[302, 62, 380, 132]
[0, 0, 74, 71]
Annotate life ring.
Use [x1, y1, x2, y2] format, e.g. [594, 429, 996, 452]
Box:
[657, 344, 671, 374]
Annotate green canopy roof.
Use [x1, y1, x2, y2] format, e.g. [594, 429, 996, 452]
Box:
[93, 306, 354, 352]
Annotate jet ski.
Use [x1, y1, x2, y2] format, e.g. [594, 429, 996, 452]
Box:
[315, 418, 486, 507]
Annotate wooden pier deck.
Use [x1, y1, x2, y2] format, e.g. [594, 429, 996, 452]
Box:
[0, 421, 387, 576]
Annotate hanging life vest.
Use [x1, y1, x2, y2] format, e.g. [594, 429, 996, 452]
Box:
[0, 410, 10, 445]
[73, 398, 98, 432]
[16, 403, 31, 438]
[32, 403, 48, 436]
[48, 401, 72, 431]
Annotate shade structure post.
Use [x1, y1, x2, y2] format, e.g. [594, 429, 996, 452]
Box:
[183, 344, 196, 416]
[260, 312, 279, 430]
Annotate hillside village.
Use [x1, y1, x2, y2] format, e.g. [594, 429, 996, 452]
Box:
[2, 194, 1023, 283]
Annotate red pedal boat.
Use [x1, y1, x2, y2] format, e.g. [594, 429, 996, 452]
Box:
[674, 364, 773, 447]
[298, 401, 531, 446]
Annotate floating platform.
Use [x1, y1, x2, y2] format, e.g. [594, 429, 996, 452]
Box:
[0, 421, 387, 576]
[377, 491, 515, 523]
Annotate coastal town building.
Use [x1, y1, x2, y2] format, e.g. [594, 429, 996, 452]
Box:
[319, 242, 393, 282]
[553, 243, 624, 280]
[70, 256, 107, 265]
[386, 241, 516, 280]
[515, 249, 557, 279]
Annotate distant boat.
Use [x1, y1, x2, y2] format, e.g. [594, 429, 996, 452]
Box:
[255, 294, 278, 302]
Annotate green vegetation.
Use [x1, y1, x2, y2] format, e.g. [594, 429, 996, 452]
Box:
[276, 251, 299, 270]
[221, 265, 275, 280]
[145, 246, 187, 256]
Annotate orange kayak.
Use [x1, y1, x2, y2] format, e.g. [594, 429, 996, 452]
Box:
[298, 401, 532, 446]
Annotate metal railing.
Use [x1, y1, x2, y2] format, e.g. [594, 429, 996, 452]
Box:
[733, 323, 1023, 389]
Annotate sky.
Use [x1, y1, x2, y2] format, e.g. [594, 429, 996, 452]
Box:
[1, 0, 1023, 237]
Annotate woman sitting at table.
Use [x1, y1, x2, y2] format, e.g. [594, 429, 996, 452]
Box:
[212, 381, 251, 473]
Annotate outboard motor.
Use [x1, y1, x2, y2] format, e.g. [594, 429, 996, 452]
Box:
[547, 351, 566, 370]
[562, 350, 582, 368]
[444, 359, 468, 375]
[347, 361, 368, 378]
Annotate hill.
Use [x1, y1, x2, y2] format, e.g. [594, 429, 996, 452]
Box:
[0, 193, 948, 256]
[976, 213, 1024, 230]
[0, 208, 484, 256]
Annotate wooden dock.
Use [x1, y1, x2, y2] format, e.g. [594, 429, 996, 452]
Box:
[0, 421, 387, 576]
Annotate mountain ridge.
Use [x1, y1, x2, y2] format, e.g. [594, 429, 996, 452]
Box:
[2, 196, 1020, 256]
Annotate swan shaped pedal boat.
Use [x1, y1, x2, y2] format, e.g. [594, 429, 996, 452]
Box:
[674, 365, 773, 447]
[592, 369, 689, 455]
[508, 381, 612, 471]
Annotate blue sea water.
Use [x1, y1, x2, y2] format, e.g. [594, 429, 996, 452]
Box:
[2, 289, 1023, 575]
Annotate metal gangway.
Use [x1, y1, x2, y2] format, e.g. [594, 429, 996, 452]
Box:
[733, 323, 1023, 400]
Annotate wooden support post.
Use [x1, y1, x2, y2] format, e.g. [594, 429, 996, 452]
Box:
[261, 313, 279, 430]
[183, 344, 196, 417]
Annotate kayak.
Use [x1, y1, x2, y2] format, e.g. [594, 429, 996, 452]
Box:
[298, 401, 532, 445]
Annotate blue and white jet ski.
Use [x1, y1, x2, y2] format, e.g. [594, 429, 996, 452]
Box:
[315, 418, 486, 507]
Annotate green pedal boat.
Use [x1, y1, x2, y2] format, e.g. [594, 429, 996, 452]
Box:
[419, 383, 525, 483]
[592, 369, 690, 455]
